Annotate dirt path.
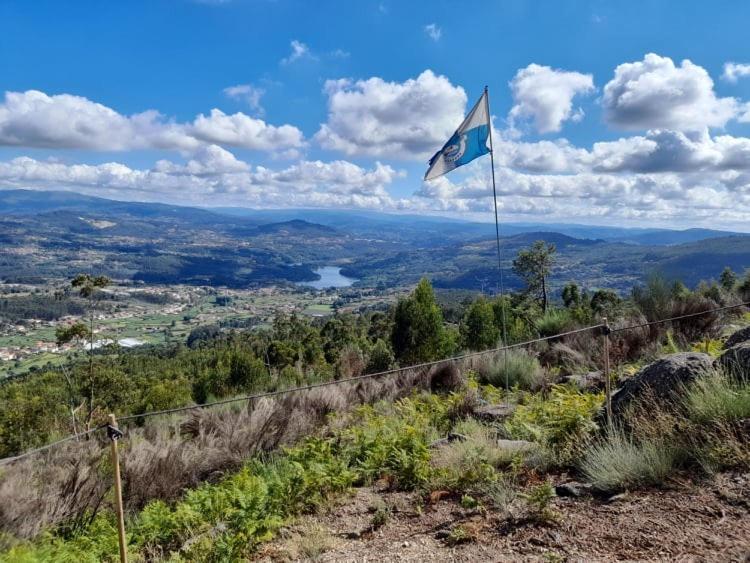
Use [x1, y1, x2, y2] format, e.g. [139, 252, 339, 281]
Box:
[258, 472, 750, 562]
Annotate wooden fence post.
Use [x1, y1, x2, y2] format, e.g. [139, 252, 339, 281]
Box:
[108, 414, 128, 563]
[602, 318, 613, 428]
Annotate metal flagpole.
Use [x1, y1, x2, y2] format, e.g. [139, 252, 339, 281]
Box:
[484, 86, 511, 395]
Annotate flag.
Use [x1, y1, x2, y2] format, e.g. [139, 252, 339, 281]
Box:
[424, 89, 491, 181]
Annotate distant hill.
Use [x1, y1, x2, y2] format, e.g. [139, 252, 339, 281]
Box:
[252, 219, 338, 237]
[1, 188, 749, 291]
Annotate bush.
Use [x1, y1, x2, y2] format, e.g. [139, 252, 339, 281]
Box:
[430, 419, 520, 491]
[504, 385, 602, 466]
[476, 349, 543, 391]
[580, 430, 679, 491]
[535, 309, 572, 338]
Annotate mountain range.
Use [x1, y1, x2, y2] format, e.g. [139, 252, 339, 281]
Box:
[1, 189, 748, 292]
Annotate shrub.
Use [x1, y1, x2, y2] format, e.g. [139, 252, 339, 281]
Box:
[580, 430, 679, 491]
[670, 295, 721, 342]
[521, 481, 559, 523]
[475, 349, 544, 391]
[504, 385, 602, 466]
[430, 419, 520, 491]
[535, 309, 572, 338]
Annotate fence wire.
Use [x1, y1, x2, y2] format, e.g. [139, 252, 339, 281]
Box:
[1, 299, 748, 466]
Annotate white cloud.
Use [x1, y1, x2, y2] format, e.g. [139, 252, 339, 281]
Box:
[413, 163, 750, 226]
[602, 53, 738, 131]
[188, 109, 304, 152]
[330, 49, 350, 59]
[0, 90, 304, 154]
[0, 90, 196, 151]
[223, 84, 265, 115]
[424, 24, 442, 41]
[315, 70, 467, 158]
[0, 154, 403, 210]
[508, 64, 594, 134]
[281, 40, 316, 65]
[722, 62, 750, 83]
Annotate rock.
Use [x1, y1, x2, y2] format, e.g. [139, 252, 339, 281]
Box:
[724, 326, 750, 349]
[606, 352, 713, 423]
[496, 439, 537, 453]
[429, 432, 467, 448]
[606, 492, 629, 503]
[561, 371, 604, 391]
[554, 482, 592, 498]
[473, 403, 516, 422]
[715, 341, 750, 380]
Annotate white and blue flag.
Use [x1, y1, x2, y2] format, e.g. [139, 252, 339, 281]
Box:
[424, 90, 491, 181]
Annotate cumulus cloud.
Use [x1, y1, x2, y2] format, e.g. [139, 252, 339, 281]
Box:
[508, 64, 594, 134]
[0, 90, 304, 154]
[602, 53, 738, 131]
[413, 163, 750, 226]
[722, 62, 750, 83]
[281, 40, 316, 65]
[0, 153, 403, 210]
[223, 83, 265, 115]
[315, 70, 467, 158]
[424, 23, 442, 41]
[188, 109, 304, 151]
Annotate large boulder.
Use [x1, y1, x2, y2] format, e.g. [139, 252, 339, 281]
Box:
[608, 352, 713, 423]
[715, 342, 750, 381]
[724, 326, 750, 350]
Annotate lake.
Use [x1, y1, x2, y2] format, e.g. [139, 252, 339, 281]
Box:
[297, 266, 357, 289]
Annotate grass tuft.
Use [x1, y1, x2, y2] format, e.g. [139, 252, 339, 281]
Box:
[580, 430, 679, 491]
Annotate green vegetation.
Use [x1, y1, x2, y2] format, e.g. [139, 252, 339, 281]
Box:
[581, 371, 750, 491]
[1, 239, 750, 559]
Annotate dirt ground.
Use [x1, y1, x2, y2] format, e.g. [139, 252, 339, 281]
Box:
[257, 472, 750, 562]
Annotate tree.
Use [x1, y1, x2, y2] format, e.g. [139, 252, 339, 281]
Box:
[366, 339, 394, 373]
[561, 282, 581, 308]
[56, 275, 111, 432]
[590, 289, 622, 316]
[460, 297, 499, 351]
[513, 241, 556, 313]
[720, 267, 737, 292]
[391, 278, 446, 364]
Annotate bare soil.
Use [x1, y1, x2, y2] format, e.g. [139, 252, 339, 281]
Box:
[258, 472, 750, 562]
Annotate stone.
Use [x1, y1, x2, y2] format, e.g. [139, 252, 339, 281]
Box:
[473, 403, 516, 422]
[554, 482, 592, 498]
[606, 352, 713, 423]
[715, 341, 750, 380]
[724, 326, 750, 349]
[561, 371, 604, 391]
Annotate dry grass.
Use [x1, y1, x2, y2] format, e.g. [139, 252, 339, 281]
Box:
[0, 360, 464, 540]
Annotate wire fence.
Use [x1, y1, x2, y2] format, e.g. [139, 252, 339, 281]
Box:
[1, 299, 748, 467]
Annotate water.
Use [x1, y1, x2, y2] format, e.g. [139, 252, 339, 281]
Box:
[297, 266, 357, 289]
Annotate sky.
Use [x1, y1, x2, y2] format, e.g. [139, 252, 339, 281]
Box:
[2, 1, 750, 229]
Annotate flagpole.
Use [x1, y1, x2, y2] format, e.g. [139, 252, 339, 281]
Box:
[484, 86, 510, 394]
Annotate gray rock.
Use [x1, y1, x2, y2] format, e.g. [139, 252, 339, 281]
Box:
[561, 371, 604, 391]
[473, 403, 516, 422]
[724, 326, 750, 349]
[555, 482, 592, 498]
[715, 341, 750, 380]
[606, 352, 713, 423]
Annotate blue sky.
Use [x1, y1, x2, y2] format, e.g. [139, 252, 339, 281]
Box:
[2, 0, 750, 229]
